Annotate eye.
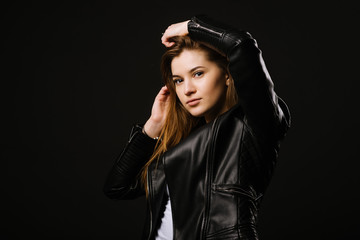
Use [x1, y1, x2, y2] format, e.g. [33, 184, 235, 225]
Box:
[194, 71, 204, 78]
[173, 78, 183, 85]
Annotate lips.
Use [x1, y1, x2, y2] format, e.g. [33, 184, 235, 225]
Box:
[186, 98, 201, 106]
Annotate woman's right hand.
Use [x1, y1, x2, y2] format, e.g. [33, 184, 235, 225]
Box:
[143, 86, 170, 138]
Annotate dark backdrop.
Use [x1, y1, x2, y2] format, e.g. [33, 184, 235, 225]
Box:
[2, 1, 359, 239]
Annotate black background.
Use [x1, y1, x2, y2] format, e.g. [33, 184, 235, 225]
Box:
[2, 0, 359, 239]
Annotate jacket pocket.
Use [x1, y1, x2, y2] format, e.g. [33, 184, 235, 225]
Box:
[206, 184, 262, 238]
[212, 184, 263, 202]
[205, 225, 240, 240]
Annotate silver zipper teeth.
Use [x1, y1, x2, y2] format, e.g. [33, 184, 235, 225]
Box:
[200, 118, 219, 240]
[146, 170, 152, 240]
[195, 23, 223, 37]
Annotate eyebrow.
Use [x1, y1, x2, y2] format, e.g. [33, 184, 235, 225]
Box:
[172, 66, 205, 78]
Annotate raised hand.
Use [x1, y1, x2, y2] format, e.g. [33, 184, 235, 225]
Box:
[143, 86, 170, 138]
[161, 20, 190, 47]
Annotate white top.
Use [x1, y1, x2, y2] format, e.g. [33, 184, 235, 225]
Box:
[155, 185, 173, 240]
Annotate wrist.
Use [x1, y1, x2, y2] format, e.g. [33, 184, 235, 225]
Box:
[142, 126, 159, 140]
[143, 119, 162, 139]
[184, 20, 190, 35]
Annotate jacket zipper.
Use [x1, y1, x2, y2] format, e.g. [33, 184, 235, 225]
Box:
[200, 118, 219, 240]
[193, 22, 223, 37]
[146, 169, 153, 240]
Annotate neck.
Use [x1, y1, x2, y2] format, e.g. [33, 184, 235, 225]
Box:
[204, 105, 229, 123]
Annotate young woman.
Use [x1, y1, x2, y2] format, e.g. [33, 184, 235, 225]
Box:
[104, 15, 291, 240]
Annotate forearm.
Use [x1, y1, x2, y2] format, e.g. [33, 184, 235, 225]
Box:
[187, 15, 253, 57]
[103, 125, 157, 199]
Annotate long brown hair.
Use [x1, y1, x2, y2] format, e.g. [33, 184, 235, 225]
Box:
[140, 36, 238, 195]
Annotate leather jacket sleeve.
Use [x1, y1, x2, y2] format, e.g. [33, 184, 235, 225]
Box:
[103, 125, 157, 200]
[188, 15, 290, 140]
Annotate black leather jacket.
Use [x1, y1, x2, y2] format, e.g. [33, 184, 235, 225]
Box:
[104, 15, 291, 240]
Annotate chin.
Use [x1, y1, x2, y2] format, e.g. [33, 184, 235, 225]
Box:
[187, 109, 206, 118]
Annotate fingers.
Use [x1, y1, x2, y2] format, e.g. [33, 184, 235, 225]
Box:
[160, 85, 169, 94]
[161, 31, 175, 47]
[161, 25, 174, 46]
[162, 40, 175, 48]
[149, 86, 171, 128]
[156, 86, 170, 102]
[160, 21, 189, 48]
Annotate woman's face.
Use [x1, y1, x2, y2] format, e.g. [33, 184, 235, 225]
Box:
[171, 49, 229, 122]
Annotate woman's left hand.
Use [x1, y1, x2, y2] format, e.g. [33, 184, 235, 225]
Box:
[161, 20, 190, 47]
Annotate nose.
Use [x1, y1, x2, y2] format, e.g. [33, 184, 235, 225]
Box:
[184, 79, 196, 96]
